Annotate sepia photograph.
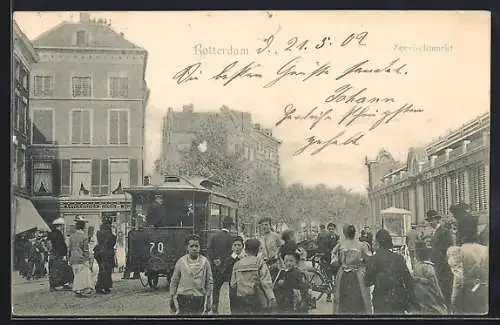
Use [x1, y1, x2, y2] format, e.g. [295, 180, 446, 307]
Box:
[11, 10, 490, 317]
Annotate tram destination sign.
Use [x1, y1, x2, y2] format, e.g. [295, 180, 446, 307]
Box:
[60, 201, 131, 210]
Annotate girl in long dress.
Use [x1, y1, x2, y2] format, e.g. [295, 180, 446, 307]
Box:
[410, 238, 448, 315]
[332, 224, 372, 314]
[69, 217, 93, 297]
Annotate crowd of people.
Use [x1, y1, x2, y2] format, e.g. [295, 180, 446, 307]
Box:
[19, 200, 488, 316]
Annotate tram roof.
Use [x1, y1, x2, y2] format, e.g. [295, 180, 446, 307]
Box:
[123, 174, 238, 203]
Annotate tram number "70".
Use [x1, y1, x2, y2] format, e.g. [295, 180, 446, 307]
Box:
[149, 242, 165, 254]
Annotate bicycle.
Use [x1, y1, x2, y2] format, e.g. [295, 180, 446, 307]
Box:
[303, 253, 335, 303]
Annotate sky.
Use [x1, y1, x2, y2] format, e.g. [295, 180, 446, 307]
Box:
[13, 11, 490, 192]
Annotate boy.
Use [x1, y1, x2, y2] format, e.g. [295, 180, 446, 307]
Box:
[222, 236, 245, 314]
[169, 234, 213, 315]
[274, 251, 311, 314]
[230, 238, 277, 315]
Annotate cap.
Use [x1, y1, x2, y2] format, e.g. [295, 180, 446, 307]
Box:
[74, 215, 88, 222]
[52, 218, 65, 225]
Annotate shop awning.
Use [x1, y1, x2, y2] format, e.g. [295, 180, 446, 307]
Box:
[14, 196, 51, 234]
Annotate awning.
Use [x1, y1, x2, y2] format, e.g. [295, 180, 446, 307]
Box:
[380, 207, 412, 215]
[14, 196, 51, 234]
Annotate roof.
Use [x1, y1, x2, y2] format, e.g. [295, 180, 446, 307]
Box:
[380, 207, 412, 215]
[13, 20, 39, 62]
[33, 20, 144, 50]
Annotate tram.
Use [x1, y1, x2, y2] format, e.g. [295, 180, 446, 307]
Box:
[124, 174, 239, 289]
[380, 207, 413, 272]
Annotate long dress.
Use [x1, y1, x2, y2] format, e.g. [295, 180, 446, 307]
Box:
[332, 240, 372, 314]
[69, 230, 93, 295]
[411, 260, 448, 315]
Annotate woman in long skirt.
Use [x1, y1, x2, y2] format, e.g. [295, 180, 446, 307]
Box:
[69, 217, 93, 297]
[94, 222, 117, 294]
[332, 224, 372, 314]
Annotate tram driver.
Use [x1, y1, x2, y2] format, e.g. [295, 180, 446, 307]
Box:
[147, 194, 167, 228]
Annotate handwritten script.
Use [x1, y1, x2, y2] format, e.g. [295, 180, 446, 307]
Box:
[170, 26, 426, 156]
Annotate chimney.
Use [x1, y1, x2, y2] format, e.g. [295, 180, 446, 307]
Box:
[182, 104, 194, 113]
[79, 12, 90, 23]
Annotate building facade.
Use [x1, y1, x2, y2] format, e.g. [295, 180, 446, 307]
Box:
[160, 104, 281, 182]
[366, 112, 490, 227]
[13, 21, 39, 200]
[28, 13, 149, 235]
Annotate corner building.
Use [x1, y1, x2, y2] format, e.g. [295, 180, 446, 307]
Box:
[28, 13, 149, 235]
[366, 112, 489, 228]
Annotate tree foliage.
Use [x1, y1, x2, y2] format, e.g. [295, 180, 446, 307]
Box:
[157, 113, 370, 229]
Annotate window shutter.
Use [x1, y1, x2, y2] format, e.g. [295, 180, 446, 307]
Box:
[52, 160, 61, 195]
[129, 159, 138, 186]
[61, 159, 70, 195]
[101, 159, 109, 194]
[91, 159, 100, 195]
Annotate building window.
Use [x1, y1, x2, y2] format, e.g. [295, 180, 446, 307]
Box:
[435, 176, 449, 216]
[16, 149, 26, 189]
[76, 30, 88, 46]
[109, 77, 129, 98]
[394, 191, 401, 208]
[110, 159, 129, 194]
[18, 97, 27, 132]
[450, 171, 467, 205]
[71, 109, 92, 144]
[14, 59, 20, 82]
[33, 75, 54, 97]
[32, 161, 52, 195]
[12, 146, 17, 186]
[72, 76, 92, 97]
[19, 67, 28, 89]
[423, 181, 434, 213]
[468, 164, 488, 212]
[91, 159, 109, 195]
[402, 189, 410, 211]
[71, 160, 91, 196]
[32, 109, 54, 145]
[13, 93, 19, 130]
[109, 109, 129, 145]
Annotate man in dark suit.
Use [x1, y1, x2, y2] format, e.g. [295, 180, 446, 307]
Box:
[207, 216, 235, 314]
[427, 209, 453, 309]
[146, 194, 166, 227]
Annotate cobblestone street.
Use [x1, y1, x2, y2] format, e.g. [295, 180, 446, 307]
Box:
[12, 272, 333, 316]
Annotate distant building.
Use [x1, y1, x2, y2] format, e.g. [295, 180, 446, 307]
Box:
[28, 13, 150, 234]
[366, 112, 489, 227]
[160, 104, 281, 183]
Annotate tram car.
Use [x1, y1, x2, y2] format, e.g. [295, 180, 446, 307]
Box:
[380, 207, 413, 273]
[124, 174, 239, 289]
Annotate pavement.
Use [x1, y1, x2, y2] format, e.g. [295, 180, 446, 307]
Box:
[12, 273, 334, 316]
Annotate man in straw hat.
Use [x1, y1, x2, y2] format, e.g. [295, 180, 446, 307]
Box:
[426, 210, 453, 310]
[47, 217, 73, 291]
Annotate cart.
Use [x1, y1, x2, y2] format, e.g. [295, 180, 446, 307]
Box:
[380, 207, 413, 273]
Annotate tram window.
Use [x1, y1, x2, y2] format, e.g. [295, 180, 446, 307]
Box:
[210, 204, 221, 230]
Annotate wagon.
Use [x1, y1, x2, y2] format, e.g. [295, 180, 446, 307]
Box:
[124, 175, 239, 289]
[380, 207, 413, 272]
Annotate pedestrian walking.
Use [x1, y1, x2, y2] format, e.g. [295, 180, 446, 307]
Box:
[331, 224, 372, 314]
[221, 236, 245, 314]
[410, 237, 448, 315]
[407, 223, 419, 269]
[207, 216, 235, 314]
[169, 234, 213, 315]
[447, 216, 488, 315]
[279, 229, 298, 262]
[68, 216, 93, 297]
[427, 210, 454, 309]
[94, 220, 117, 294]
[230, 238, 277, 315]
[365, 229, 415, 314]
[258, 217, 283, 280]
[273, 250, 311, 314]
[47, 218, 73, 291]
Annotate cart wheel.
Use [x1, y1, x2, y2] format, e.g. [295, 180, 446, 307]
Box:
[139, 271, 149, 288]
[305, 270, 327, 302]
[148, 274, 159, 289]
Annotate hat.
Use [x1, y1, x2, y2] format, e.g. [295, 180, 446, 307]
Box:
[154, 193, 163, 198]
[52, 218, 65, 225]
[425, 210, 441, 221]
[74, 215, 88, 222]
[222, 216, 235, 226]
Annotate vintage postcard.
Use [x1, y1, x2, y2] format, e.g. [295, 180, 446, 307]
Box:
[12, 11, 490, 317]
